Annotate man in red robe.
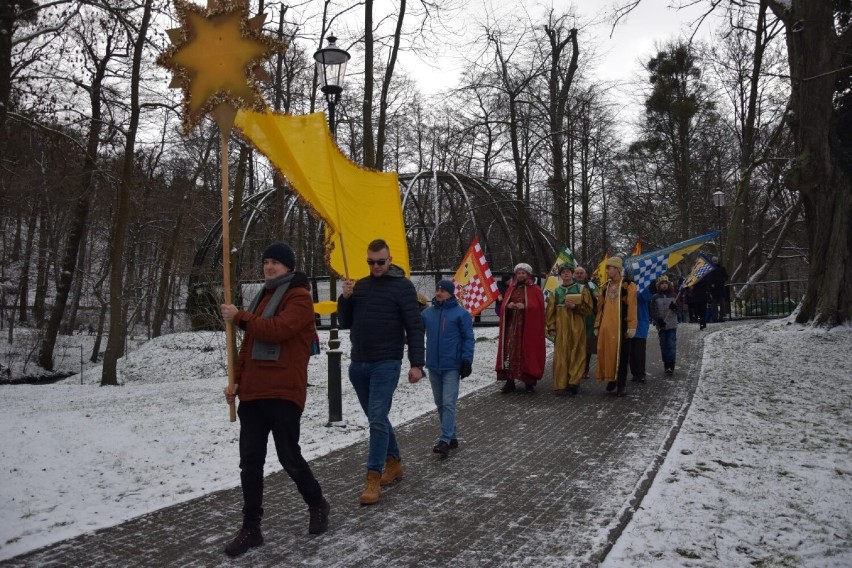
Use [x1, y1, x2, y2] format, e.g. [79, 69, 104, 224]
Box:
[496, 263, 546, 393]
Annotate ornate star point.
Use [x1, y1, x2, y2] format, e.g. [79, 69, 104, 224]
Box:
[155, 0, 287, 134]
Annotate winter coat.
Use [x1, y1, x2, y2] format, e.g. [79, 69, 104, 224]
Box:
[337, 264, 425, 366]
[421, 295, 475, 371]
[232, 271, 315, 410]
[650, 290, 679, 330]
[707, 266, 730, 300]
[688, 277, 710, 304]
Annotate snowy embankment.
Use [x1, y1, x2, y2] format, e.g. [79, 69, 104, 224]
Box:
[604, 319, 852, 567]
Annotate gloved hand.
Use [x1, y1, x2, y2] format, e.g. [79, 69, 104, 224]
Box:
[669, 302, 677, 310]
[460, 361, 472, 379]
[626, 328, 636, 339]
[657, 318, 666, 328]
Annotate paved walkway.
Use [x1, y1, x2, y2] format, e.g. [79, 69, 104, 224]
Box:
[4, 324, 709, 567]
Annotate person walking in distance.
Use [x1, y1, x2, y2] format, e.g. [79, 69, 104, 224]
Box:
[220, 242, 329, 557]
[421, 280, 475, 457]
[651, 275, 679, 374]
[337, 239, 425, 505]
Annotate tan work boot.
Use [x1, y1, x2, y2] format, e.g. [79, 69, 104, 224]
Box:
[359, 470, 381, 506]
[380, 456, 403, 486]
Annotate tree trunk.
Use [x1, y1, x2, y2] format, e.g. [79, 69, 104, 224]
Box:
[229, 143, 249, 307]
[374, 0, 406, 171]
[90, 301, 107, 363]
[544, 23, 578, 246]
[17, 199, 38, 323]
[32, 198, 49, 327]
[102, 0, 152, 384]
[362, 0, 375, 168]
[66, 221, 88, 333]
[768, 0, 852, 325]
[152, 140, 213, 338]
[725, 0, 770, 275]
[37, 27, 113, 370]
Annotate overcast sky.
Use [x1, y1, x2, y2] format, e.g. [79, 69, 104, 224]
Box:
[394, 0, 718, 123]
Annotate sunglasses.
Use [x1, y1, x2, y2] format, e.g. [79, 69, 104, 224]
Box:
[366, 258, 389, 266]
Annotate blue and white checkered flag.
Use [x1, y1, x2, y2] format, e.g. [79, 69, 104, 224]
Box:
[630, 253, 669, 293]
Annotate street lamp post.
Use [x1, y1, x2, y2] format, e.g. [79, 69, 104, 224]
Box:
[314, 35, 350, 426]
[712, 190, 725, 266]
[313, 34, 350, 138]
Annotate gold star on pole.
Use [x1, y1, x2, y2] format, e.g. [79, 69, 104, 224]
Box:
[156, 0, 286, 134]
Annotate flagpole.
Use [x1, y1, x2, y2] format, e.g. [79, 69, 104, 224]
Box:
[220, 127, 237, 423]
[212, 104, 239, 424]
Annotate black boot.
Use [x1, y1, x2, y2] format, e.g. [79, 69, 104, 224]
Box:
[224, 524, 263, 557]
[500, 380, 516, 393]
[433, 441, 450, 457]
[308, 497, 330, 535]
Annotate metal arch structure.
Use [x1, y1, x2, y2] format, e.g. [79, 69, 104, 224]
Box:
[399, 170, 557, 274]
[188, 187, 322, 329]
[188, 171, 558, 328]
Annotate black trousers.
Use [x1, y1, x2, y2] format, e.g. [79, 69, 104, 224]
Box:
[629, 338, 647, 379]
[238, 399, 323, 526]
[617, 337, 631, 390]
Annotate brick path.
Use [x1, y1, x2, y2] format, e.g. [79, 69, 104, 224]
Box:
[4, 324, 708, 567]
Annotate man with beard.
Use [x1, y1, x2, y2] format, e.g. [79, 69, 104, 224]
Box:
[496, 263, 546, 393]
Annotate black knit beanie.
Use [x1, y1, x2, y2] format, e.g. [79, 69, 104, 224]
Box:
[261, 242, 296, 270]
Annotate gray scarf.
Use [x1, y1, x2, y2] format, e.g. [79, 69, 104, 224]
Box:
[246, 272, 295, 361]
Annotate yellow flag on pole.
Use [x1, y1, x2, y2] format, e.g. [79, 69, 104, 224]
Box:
[234, 110, 408, 280]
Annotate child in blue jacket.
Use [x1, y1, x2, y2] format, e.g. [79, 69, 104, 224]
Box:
[421, 280, 475, 456]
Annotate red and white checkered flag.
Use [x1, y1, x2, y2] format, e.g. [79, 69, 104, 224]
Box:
[452, 238, 499, 316]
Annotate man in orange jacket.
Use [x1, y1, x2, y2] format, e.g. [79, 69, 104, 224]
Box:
[220, 242, 328, 557]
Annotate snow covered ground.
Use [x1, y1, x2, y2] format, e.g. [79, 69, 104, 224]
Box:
[1, 319, 850, 565]
[0, 326, 504, 561]
[604, 319, 852, 567]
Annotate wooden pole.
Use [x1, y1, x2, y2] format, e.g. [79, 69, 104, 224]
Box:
[221, 128, 237, 422]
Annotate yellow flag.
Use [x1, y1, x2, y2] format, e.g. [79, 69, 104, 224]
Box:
[233, 110, 409, 280]
[594, 251, 610, 286]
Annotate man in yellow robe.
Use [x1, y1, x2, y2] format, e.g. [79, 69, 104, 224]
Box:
[546, 263, 593, 396]
[594, 257, 637, 397]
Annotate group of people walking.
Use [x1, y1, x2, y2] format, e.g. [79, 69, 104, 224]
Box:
[217, 238, 475, 556]
[495, 256, 687, 398]
[215, 239, 715, 556]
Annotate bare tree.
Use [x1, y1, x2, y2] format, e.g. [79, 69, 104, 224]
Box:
[38, 10, 119, 371]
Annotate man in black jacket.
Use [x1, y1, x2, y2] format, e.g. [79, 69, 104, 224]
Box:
[337, 239, 425, 506]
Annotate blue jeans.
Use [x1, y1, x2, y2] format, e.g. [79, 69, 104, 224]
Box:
[349, 360, 402, 472]
[659, 328, 677, 368]
[428, 369, 460, 444]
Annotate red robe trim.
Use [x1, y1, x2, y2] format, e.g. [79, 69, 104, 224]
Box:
[495, 282, 546, 379]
